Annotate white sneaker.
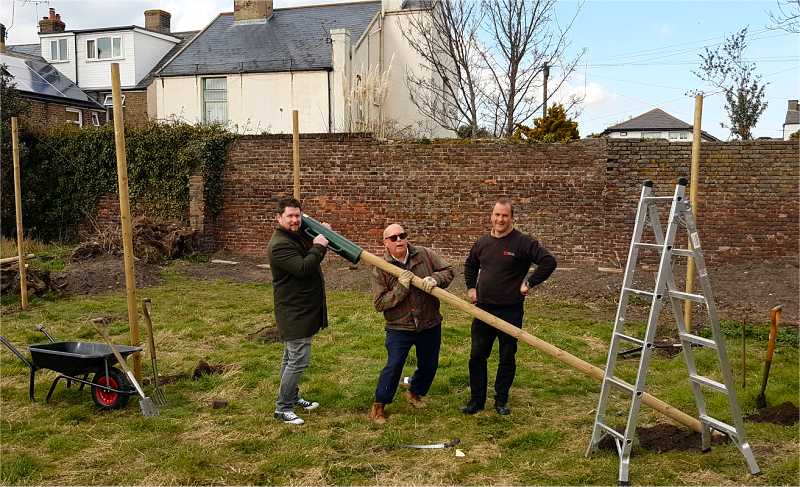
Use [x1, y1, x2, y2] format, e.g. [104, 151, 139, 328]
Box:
[297, 397, 320, 411]
[274, 411, 304, 425]
[400, 376, 412, 388]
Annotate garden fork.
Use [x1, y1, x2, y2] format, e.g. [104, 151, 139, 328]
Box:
[142, 298, 167, 406]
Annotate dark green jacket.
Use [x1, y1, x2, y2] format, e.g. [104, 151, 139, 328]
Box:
[268, 227, 328, 341]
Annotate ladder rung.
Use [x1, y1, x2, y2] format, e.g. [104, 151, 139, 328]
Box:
[598, 422, 625, 441]
[699, 414, 737, 437]
[633, 242, 662, 249]
[680, 332, 718, 349]
[624, 287, 654, 297]
[643, 196, 674, 202]
[606, 376, 635, 394]
[690, 374, 728, 393]
[672, 248, 694, 257]
[669, 290, 706, 303]
[615, 332, 644, 346]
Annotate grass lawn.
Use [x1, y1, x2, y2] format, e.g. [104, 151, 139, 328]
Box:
[1, 264, 798, 485]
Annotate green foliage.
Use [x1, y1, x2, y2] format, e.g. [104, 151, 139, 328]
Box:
[512, 104, 579, 143]
[0, 121, 235, 241]
[692, 28, 768, 140]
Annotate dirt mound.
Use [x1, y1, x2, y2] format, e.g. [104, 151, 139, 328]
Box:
[76, 217, 196, 263]
[1, 263, 63, 297]
[746, 402, 799, 426]
[598, 423, 729, 452]
[54, 256, 163, 295]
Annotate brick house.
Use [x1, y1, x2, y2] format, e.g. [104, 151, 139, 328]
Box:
[1, 26, 104, 129]
[7, 8, 196, 128]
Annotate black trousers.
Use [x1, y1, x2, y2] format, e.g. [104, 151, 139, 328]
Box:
[468, 302, 524, 406]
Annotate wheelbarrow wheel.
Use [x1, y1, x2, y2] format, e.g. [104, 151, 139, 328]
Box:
[91, 368, 130, 410]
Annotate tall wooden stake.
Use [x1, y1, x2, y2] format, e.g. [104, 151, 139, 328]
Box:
[11, 117, 28, 309]
[111, 63, 141, 380]
[292, 110, 300, 199]
[685, 94, 703, 332]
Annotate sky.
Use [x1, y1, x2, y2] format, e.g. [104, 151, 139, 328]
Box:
[2, 0, 798, 140]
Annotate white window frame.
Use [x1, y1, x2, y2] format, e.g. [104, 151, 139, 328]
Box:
[49, 38, 68, 62]
[65, 108, 83, 127]
[202, 77, 228, 124]
[86, 35, 123, 61]
[91, 112, 101, 126]
[103, 94, 125, 107]
[619, 131, 627, 137]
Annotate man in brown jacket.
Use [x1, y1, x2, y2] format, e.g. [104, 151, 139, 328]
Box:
[368, 224, 455, 424]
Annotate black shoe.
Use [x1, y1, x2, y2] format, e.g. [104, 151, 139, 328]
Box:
[460, 401, 484, 415]
[494, 403, 511, 415]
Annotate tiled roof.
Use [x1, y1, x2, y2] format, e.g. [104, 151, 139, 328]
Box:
[7, 43, 42, 59]
[606, 108, 693, 131]
[158, 1, 380, 77]
[134, 30, 198, 89]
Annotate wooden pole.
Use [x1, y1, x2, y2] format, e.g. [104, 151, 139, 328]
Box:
[684, 94, 703, 333]
[359, 251, 703, 433]
[110, 63, 141, 380]
[292, 110, 300, 199]
[11, 117, 28, 309]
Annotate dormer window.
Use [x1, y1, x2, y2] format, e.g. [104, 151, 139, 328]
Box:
[49, 39, 68, 61]
[87, 35, 123, 60]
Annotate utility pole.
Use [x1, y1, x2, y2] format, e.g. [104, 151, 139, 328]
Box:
[542, 62, 550, 118]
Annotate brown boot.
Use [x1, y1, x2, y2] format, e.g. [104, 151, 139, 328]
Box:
[368, 402, 387, 424]
[405, 391, 426, 409]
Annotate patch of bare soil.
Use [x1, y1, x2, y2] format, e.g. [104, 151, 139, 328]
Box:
[173, 253, 798, 325]
[598, 423, 730, 452]
[53, 256, 164, 295]
[745, 402, 800, 426]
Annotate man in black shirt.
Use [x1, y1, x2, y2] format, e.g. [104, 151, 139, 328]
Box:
[461, 199, 557, 415]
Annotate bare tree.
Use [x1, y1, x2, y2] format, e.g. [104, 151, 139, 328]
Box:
[480, 0, 584, 137]
[768, 0, 800, 32]
[692, 28, 768, 140]
[401, 1, 486, 137]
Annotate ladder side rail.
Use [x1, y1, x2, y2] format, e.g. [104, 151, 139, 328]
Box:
[587, 183, 654, 457]
[681, 207, 752, 443]
[649, 200, 712, 450]
[618, 182, 687, 476]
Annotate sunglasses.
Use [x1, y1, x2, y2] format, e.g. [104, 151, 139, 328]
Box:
[384, 232, 408, 242]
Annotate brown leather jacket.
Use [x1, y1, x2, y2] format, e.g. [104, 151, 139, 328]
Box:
[372, 245, 455, 332]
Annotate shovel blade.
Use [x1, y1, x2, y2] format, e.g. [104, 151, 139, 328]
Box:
[139, 397, 159, 417]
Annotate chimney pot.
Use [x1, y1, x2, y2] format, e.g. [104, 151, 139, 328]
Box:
[39, 8, 66, 34]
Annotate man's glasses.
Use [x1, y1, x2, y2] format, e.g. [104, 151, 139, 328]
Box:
[384, 232, 408, 242]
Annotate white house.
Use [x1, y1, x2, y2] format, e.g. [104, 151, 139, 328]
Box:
[783, 100, 799, 140]
[155, 0, 450, 137]
[602, 108, 719, 142]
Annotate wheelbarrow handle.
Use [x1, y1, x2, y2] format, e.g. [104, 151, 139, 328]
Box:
[0, 335, 34, 370]
[35, 324, 56, 343]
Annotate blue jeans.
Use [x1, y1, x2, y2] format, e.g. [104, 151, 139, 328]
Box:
[275, 336, 313, 413]
[375, 325, 441, 404]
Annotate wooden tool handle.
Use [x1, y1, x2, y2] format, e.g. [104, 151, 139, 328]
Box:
[766, 305, 782, 362]
[91, 320, 134, 377]
[142, 299, 157, 361]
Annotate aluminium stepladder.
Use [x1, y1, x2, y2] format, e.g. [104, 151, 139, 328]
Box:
[586, 178, 760, 485]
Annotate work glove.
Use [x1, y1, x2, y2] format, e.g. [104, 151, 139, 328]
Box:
[398, 270, 414, 289]
[421, 276, 437, 293]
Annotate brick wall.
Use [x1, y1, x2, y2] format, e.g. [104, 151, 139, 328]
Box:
[23, 98, 104, 130]
[213, 135, 799, 264]
[120, 90, 149, 128]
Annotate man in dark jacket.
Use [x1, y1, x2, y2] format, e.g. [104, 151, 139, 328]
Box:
[461, 199, 557, 416]
[268, 198, 330, 425]
[368, 223, 455, 424]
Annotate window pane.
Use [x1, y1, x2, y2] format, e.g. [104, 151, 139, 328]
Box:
[58, 39, 68, 60]
[113, 37, 121, 57]
[203, 78, 228, 123]
[87, 40, 95, 58]
[205, 102, 228, 124]
[97, 37, 111, 59]
[50, 40, 58, 60]
[204, 78, 226, 90]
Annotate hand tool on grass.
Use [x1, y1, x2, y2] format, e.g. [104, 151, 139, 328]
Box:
[756, 305, 782, 409]
[401, 438, 460, 449]
[141, 298, 167, 406]
[91, 319, 158, 417]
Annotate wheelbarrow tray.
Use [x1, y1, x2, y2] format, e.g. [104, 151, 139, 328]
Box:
[29, 341, 140, 377]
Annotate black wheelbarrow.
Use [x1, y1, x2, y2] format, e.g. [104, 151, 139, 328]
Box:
[0, 325, 141, 410]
